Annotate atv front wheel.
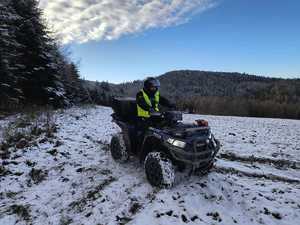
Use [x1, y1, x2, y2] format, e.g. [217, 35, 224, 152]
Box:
[196, 160, 215, 175]
[110, 133, 129, 163]
[196, 137, 220, 175]
[144, 152, 175, 188]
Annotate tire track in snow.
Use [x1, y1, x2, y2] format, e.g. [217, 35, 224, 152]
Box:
[214, 164, 300, 184]
[218, 152, 300, 170]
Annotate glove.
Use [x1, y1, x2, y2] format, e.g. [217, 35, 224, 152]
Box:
[149, 108, 156, 113]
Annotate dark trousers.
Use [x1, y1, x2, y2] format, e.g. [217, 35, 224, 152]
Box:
[135, 117, 150, 149]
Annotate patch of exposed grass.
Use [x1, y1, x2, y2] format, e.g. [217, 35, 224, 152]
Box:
[0, 108, 58, 160]
[0, 141, 10, 159]
[129, 202, 142, 215]
[25, 160, 37, 167]
[59, 215, 73, 225]
[47, 149, 58, 156]
[28, 168, 48, 185]
[9, 204, 31, 221]
[116, 215, 132, 224]
[69, 176, 117, 213]
[6, 191, 19, 198]
[207, 211, 222, 222]
[87, 177, 117, 200]
[0, 165, 11, 177]
[14, 117, 32, 128]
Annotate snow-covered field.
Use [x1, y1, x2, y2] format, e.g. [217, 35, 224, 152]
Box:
[0, 106, 299, 225]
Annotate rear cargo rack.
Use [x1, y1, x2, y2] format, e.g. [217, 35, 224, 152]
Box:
[112, 97, 137, 122]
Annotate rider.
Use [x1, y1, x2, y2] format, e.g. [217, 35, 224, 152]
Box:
[136, 77, 175, 120]
[135, 77, 175, 152]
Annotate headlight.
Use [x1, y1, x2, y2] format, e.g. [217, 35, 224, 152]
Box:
[173, 140, 186, 148]
[167, 138, 186, 148]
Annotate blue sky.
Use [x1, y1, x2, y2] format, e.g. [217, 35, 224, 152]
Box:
[41, 0, 300, 83]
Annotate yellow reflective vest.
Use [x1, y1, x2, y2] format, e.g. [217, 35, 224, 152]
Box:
[137, 89, 160, 118]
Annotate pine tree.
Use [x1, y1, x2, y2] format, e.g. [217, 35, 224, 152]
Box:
[0, 0, 89, 111]
[8, 0, 67, 106]
[0, 0, 25, 109]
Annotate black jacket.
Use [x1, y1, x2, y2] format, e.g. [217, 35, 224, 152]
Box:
[136, 88, 174, 111]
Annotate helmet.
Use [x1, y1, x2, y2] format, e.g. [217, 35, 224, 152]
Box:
[144, 77, 160, 94]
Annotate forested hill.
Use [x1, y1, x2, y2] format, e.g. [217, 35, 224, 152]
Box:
[110, 70, 300, 99]
[85, 70, 300, 119]
[0, 0, 89, 112]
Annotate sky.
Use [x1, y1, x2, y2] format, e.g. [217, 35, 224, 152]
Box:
[39, 0, 300, 83]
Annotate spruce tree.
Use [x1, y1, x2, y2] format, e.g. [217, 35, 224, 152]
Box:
[1, 0, 88, 110]
[8, 0, 67, 106]
[0, 0, 25, 109]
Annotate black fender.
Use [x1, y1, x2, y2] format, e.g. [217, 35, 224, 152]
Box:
[139, 134, 165, 162]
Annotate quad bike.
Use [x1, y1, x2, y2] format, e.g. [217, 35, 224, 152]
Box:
[110, 97, 220, 188]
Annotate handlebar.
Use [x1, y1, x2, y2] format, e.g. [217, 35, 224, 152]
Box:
[149, 112, 163, 117]
[149, 111, 183, 122]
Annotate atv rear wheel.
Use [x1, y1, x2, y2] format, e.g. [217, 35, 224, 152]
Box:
[144, 152, 175, 188]
[110, 133, 129, 163]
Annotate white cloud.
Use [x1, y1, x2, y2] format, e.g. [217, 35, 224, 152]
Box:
[39, 0, 216, 44]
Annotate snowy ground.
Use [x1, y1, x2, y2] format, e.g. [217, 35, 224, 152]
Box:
[0, 106, 299, 225]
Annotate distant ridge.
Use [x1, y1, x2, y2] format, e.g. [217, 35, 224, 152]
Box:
[100, 70, 299, 99]
[84, 70, 300, 119]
